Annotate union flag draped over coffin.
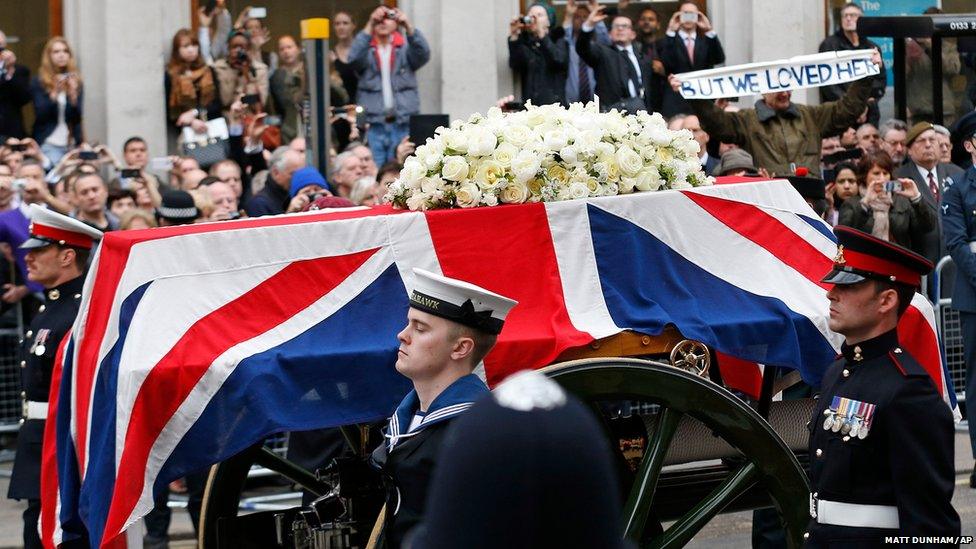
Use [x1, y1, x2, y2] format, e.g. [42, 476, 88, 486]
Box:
[41, 180, 954, 548]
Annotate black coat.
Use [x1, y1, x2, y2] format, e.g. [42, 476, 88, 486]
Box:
[575, 31, 660, 113]
[837, 194, 935, 257]
[658, 32, 726, 117]
[0, 64, 31, 140]
[818, 31, 887, 103]
[8, 275, 86, 500]
[371, 421, 453, 549]
[508, 29, 569, 107]
[243, 177, 289, 218]
[894, 161, 965, 267]
[31, 76, 84, 147]
[805, 330, 959, 545]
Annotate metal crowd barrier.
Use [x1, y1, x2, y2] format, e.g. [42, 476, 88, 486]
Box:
[933, 256, 967, 417]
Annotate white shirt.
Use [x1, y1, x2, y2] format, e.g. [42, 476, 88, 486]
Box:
[45, 92, 70, 148]
[408, 412, 424, 432]
[616, 45, 641, 98]
[916, 164, 938, 191]
[377, 42, 395, 113]
[700, 152, 711, 167]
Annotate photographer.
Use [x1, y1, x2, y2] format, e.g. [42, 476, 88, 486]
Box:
[837, 151, 933, 254]
[658, 2, 725, 117]
[269, 35, 304, 144]
[30, 37, 83, 165]
[508, 4, 569, 107]
[213, 29, 269, 135]
[0, 31, 31, 142]
[348, 6, 430, 166]
[165, 28, 222, 140]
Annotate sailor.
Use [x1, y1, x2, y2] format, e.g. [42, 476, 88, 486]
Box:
[806, 226, 959, 546]
[6, 205, 102, 549]
[371, 268, 517, 548]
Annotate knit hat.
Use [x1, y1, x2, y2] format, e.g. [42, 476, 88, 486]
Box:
[289, 167, 330, 198]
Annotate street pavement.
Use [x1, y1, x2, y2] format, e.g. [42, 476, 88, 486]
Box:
[0, 431, 973, 548]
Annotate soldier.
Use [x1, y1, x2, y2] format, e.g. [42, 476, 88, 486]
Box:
[6, 205, 102, 549]
[943, 109, 976, 489]
[371, 268, 517, 548]
[807, 226, 959, 545]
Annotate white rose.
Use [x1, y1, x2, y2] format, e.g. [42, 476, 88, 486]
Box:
[634, 169, 662, 192]
[414, 144, 443, 171]
[455, 183, 483, 208]
[511, 151, 542, 183]
[615, 145, 643, 178]
[502, 124, 534, 147]
[500, 181, 529, 204]
[406, 192, 429, 211]
[524, 108, 546, 127]
[492, 142, 519, 167]
[482, 193, 499, 207]
[559, 145, 578, 165]
[441, 129, 468, 154]
[473, 160, 507, 189]
[575, 129, 601, 154]
[441, 155, 469, 181]
[568, 182, 589, 200]
[467, 126, 498, 157]
[420, 176, 444, 195]
[400, 158, 426, 188]
[543, 130, 569, 152]
[619, 177, 637, 194]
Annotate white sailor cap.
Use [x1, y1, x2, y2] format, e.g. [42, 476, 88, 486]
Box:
[20, 204, 103, 250]
[409, 268, 518, 335]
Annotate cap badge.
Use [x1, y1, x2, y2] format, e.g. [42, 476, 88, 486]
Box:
[833, 245, 846, 265]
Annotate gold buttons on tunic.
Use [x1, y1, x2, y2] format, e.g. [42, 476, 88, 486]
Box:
[38, 305, 45, 313]
[842, 369, 850, 377]
[815, 448, 823, 457]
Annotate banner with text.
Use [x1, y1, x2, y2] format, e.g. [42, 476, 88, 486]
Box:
[676, 49, 879, 100]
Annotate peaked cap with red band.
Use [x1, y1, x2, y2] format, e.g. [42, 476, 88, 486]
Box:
[821, 226, 932, 289]
[20, 204, 103, 250]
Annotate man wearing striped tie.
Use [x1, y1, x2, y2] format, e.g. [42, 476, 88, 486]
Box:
[370, 269, 517, 548]
[806, 226, 959, 545]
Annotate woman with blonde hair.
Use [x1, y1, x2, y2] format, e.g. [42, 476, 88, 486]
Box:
[31, 37, 83, 164]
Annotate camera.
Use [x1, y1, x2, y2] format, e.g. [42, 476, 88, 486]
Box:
[233, 48, 249, 64]
[883, 180, 902, 193]
[121, 168, 141, 179]
[520, 15, 534, 25]
[8, 143, 26, 152]
[385, 9, 397, 20]
[680, 11, 698, 23]
[12, 179, 26, 191]
[78, 151, 99, 161]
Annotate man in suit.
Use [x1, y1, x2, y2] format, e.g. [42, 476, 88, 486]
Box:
[894, 122, 964, 271]
[680, 115, 718, 175]
[0, 31, 31, 141]
[576, 6, 660, 114]
[658, 2, 726, 117]
[371, 269, 517, 548]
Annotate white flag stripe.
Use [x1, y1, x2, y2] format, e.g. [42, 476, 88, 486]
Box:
[545, 199, 622, 339]
[123, 247, 396, 532]
[113, 262, 290, 468]
[590, 191, 842, 350]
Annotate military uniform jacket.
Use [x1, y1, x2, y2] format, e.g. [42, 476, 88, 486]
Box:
[805, 329, 959, 547]
[370, 374, 489, 548]
[8, 275, 85, 500]
[942, 165, 976, 313]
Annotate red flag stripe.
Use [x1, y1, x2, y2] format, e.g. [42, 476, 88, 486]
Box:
[425, 204, 592, 386]
[101, 248, 378, 544]
[40, 332, 72, 548]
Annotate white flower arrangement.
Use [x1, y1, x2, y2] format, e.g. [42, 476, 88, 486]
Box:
[386, 101, 713, 211]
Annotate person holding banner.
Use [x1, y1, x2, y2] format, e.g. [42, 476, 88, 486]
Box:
[818, 2, 886, 128]
[668, 49, 881, 177]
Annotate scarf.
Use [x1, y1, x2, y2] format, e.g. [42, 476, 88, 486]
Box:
[862, 192, 893, 241]
[168, 65, 216, 115]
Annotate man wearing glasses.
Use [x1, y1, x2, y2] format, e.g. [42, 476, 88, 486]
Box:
[819, 2, 887, 127]
[576, 5, 660, 114]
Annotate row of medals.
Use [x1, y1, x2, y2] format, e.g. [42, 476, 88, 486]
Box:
[823, 408, 870, 439]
